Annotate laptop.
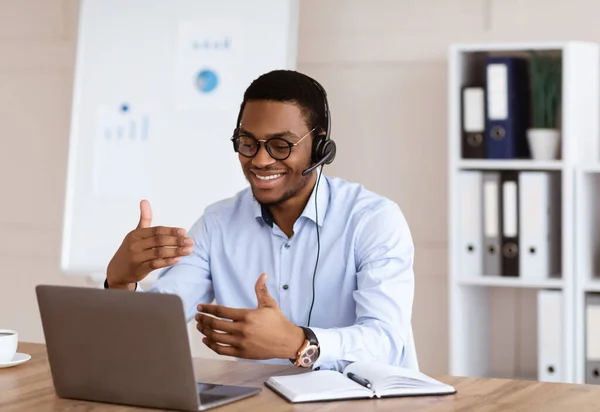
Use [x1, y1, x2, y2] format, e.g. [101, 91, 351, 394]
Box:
[35, 285, 261, 411]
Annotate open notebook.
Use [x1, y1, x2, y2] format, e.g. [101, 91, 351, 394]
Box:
[265, 361, 456, 403]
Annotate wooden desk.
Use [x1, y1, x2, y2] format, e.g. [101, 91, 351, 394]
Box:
[2, 343, 600, 411]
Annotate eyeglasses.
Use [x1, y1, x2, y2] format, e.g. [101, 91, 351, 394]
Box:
[232, 127, 316, 160]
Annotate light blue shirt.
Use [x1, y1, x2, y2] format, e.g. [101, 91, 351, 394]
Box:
[143, 173, 417, 372]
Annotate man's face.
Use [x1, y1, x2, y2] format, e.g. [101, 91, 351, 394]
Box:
[237, 100, 314, 206]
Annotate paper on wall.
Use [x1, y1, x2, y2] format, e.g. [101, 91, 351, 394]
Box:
[92, 103, 160, 199]
[172, 19, 245, 111]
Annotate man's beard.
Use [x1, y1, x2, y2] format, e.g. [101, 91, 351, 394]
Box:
[252, 171, 312, 207]
[247, 160, 313, 207]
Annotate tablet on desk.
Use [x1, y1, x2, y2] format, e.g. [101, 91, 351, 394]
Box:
[35, 285, 260, 411]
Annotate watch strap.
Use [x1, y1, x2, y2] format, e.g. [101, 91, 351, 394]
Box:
[301, 326, 319, 347]
[104, 278, 137, 290]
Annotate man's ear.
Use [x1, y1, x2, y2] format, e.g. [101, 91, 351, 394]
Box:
[315, 127, 327, 138]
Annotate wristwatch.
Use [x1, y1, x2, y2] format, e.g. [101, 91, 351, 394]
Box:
[293, 327, 320, 367]
[103, 278, 137, 290]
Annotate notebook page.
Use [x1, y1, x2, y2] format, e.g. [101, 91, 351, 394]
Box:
[267, 370, 372, 402]
[344, 362, 447, 391]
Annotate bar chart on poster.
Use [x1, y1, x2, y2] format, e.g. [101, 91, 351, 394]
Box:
[62, 0, 299, 280]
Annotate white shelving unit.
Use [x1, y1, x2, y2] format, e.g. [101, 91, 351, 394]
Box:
[457, 276, 564, 289]
[448, 41, 600, 384]
[458, 159, 563, 171]
[575, 167, 600, 383]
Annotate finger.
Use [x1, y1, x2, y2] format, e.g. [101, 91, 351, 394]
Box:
[133, 245, 192, 264]
[197, 304, 247, 322]
[134, 226, 187, 240]
[196, 323, 238, 346]
[195, 313, 239, 334]
[133, 235, 193, 252]
[202, 337, 239, 357]
[136, 199, 153, 229]
[136, 257, 181, 275]
[255, 273, 277, 308]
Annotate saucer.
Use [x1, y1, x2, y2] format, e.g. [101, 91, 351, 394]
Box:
[0, 353, 31, 369]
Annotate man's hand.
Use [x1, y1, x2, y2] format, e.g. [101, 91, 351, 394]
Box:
[106, 199, 194, 290]
[195, 273, 305, 360]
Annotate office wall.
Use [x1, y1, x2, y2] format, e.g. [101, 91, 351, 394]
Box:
[0, 0, 90, 332]
[2, 0, 600, 375]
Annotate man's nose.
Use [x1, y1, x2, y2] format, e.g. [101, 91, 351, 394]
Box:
[251, 142, 276, 168]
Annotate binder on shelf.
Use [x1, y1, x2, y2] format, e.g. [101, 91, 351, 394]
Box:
[458, 171, 483, 278]
[586, 294, 600, 384]
[501, 171, 519, 277]
[482, 171, 501, 276]
[484, 57, 530, 159]
[518, 172, 561, 280]
[537, 289, 563, 382]
[461, 86, 486, 158]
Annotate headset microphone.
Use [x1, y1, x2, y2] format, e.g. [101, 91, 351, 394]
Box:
[302, 147, 335, 176]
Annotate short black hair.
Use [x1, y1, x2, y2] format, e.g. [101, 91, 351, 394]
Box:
[237, 69, 326, 134]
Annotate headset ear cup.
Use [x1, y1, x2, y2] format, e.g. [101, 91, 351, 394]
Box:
[311, 136, 336, 166]
[312, 136, 324, 164]
[322, 139, 336, 164]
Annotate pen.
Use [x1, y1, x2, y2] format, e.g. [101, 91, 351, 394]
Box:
[347, 372, 372, 389]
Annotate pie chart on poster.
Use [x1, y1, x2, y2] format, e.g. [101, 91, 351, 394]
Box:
[195, 69, 219, 93]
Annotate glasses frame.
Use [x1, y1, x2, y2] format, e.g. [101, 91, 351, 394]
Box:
[232, 127, 317, 161]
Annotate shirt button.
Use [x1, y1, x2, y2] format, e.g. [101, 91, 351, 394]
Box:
[282, 284, 289, 290]
[315, 367, 320, 371]
[284, 243, 290, 248]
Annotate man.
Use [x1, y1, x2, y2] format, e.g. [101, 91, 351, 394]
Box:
[105, 70, 417, 372]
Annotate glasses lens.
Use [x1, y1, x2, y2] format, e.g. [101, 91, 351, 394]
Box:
[237, 135, 257, 157]
[266, 138, 292, 160]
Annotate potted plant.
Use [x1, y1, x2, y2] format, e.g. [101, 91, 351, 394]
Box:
[527, 51, 562, 160]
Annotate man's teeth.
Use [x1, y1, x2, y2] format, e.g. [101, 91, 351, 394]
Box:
[255, 174, 282, 181]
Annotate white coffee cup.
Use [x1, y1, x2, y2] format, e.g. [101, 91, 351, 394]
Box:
[0, 329, 18, 363]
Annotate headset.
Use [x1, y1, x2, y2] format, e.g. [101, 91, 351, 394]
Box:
[301, 78, 337, 175]
[232, 74, 336, 327]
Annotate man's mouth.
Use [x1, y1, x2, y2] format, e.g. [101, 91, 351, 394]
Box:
[254, 173, 283, 181]
[250, 171, 286, 188]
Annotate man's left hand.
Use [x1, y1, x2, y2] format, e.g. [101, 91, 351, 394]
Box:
[195, 273, 305, 360]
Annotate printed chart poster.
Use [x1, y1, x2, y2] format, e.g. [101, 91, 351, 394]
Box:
[92, 103, 161, 199]
[173, 19, 244, 111]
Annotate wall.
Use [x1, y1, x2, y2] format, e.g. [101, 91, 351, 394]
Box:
[1, 0, 600, 375]
[0, 0, 89, 336]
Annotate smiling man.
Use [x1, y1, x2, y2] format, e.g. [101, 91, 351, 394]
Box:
[104, 70, 417, 372]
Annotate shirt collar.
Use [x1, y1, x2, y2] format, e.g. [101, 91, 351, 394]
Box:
[253, 171, 330, 228]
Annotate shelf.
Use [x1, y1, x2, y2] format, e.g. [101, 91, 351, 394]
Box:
[457, 276, 563, 289]
[578, 164, 600, 173]
[451, 41, 591, 53]
[584, 280, 600, 292]
[457, 159, 563, 171]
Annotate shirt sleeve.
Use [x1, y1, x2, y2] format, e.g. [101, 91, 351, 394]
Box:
[310, 201, 415, 372]
[136, 213, 215, 322]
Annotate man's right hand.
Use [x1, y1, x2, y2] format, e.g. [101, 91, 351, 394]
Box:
[106, 199, 193, 290]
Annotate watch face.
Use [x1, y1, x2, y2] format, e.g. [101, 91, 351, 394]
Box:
[299, 344, 319, 367]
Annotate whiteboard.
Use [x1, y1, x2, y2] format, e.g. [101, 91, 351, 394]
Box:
[61, 0, 299, 277]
